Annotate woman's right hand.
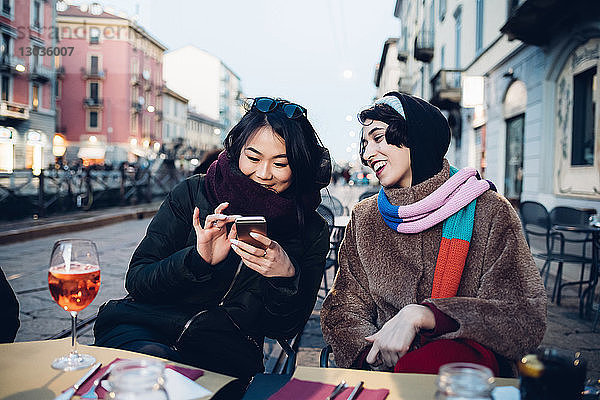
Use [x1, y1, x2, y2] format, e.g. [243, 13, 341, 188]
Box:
[193, 202, 239, 265]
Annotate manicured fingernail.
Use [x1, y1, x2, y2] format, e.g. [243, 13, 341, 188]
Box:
[249, 232, 258, 238]
[231, 244, 238, 250]
[230, 239, 239, 245]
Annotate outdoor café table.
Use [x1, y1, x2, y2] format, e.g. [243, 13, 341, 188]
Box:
[288, 366, 519, 399]
[0, 338, 237, 399]
[552, 224, 600, 318]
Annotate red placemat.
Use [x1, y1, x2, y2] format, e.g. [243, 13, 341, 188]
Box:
[268, 378, 389, 400]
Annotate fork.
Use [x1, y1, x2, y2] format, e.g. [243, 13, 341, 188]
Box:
[79, 364, 115, 399]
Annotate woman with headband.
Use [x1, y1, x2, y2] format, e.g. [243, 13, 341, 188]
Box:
[95, 97, 331, 380]
[321, 92, 546, 377]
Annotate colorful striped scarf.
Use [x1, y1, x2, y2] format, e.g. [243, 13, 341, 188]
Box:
[377, 166, 490, 298]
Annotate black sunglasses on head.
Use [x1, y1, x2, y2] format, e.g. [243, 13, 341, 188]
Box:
[250, 97, 307, 119]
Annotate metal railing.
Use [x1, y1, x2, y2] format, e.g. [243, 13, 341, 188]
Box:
[0, 165, 185, 220]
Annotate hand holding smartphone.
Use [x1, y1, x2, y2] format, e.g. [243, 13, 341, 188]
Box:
[235, 216, 268, 250]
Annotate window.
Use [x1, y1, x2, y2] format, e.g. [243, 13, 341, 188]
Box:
[439, 0, 446, 21]
[90, 55, 99, 74]
[454, 6, 462, 68]
[32, 46, 42, 70]
[89, 27, 100, 44]
[55, 77, 60, 99]
[1, 33, 9, 62]
[2, 0, 10, 15]
[476, 0, 484, 53]
[571, 67, 596, 166]
[1, 75, 8, 101]
[32, 0, 41, 29]
[441, 45, 446, 69]
[131, 113, 138, 133]
[32, 83, 39, 110]
[89, 82, 99, 101]
[89, 111, 98, 128]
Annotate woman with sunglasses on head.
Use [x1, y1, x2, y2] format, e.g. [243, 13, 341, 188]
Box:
[95, 97, 331, 380]
[321, 92, 546, 377]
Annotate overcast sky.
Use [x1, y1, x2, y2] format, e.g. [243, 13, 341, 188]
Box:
[103, 0, 399, 165]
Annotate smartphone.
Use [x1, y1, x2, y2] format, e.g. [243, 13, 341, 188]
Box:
[235, 216, 268, 250]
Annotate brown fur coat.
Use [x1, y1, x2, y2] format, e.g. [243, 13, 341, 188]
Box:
[321, 162, 547, 371]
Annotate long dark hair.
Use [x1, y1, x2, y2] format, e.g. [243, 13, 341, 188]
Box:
[224, 98, 326, 228]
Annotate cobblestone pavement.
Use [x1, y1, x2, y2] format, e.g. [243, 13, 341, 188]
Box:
[2, 182, 600, 379]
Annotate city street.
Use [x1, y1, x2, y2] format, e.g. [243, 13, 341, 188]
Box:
[2, 183, 600, 378]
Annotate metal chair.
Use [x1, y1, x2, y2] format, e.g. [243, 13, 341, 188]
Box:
[316, 205, 335, 299]
[321, 195, 348, 216]
[549, 206, 596, 302]
[320, 344, 333, 368]
[519, 201, 592, 304]
[358, 189, 379, 202]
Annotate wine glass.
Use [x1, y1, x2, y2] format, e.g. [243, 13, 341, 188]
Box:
[48, 239, 101, 371]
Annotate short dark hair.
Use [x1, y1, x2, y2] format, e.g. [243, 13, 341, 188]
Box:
[224, 98, 324, 196]
[358, 93, 409, 166]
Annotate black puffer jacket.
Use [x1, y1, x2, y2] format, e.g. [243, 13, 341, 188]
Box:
[94, 175, 329, 376]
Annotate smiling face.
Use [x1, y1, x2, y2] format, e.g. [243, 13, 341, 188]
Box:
[361, 119, 412, 188]
[238, 125, 293, 193]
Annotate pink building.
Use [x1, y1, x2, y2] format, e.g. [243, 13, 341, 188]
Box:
[0, 0, 56, 173]
[57, 5, 166, 164]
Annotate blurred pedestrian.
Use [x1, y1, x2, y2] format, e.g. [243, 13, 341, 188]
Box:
[95, 97, 331, 380]
[321, 92, 546, 377]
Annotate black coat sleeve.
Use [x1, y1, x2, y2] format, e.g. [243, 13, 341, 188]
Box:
[260, 215, 330, 339]
[0, 267, 19, 343]
[125, 177, 216, 301]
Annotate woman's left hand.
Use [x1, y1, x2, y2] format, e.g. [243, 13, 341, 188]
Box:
[365, 304, 435, 369]
[229, 231, 296, 278]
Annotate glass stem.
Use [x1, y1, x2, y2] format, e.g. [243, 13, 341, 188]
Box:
[70, 311, 78, 355]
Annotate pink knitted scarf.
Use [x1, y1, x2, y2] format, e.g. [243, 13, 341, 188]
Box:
[377, 167, 490, 234]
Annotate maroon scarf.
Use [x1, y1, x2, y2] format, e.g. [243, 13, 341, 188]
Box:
[204, 151, 321, 239]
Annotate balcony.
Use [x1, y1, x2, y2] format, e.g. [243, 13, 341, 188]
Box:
[29, 64, 53, 83]
[0, 101, 29, 120]
[500, 0, 600, 46]
[81, 67, 106, 80]
[83, 97, 103, 108]
[131, 101, 142, 113]
[130, 74, 140, 86]
[0, 56, 26, 74]
[414, 30, 434, 63]
[430, 69, 462, 109]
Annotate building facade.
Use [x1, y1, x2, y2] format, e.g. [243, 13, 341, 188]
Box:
[391, 0, 600, 210]
[0, 0, 56, 173]
[163, 46, 243, 140]
[186, 111, 222, 159]
[56, 4, 166, 164]
[161, 86, 188, 146]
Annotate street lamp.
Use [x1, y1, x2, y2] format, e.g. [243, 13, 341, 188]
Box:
[52, 134, 67, 157]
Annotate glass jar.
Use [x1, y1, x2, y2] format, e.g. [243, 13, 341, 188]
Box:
[108, 359, 169, 400]
[435, 362, 495, 400]
[519, 348, 587, 400]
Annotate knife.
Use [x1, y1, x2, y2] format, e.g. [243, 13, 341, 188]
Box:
[325, 380, 347, 400]
[347, 381, 364, 400]
[53, 362, 102, 400]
